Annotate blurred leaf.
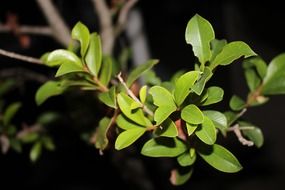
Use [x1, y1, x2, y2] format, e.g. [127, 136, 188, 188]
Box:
[192, 67, 212, 95]
[35, 81, 65, 105]
[142, 70, 161, 85]
[262, 53, 285, 95]
[195, 116, 216, 145]
[71, 22, 90, 56]
[9, 139, 22, 153]
[243, 57, 267, 79]
[42, 136, 55, 151]
[244, 68, 261, 92]
[126, 59, 159, 87]
[115, 127, 146, 150]
[37, 112, 59, 126]
[177, 149, 196, 167]
[98, 86, 117, 109]
[55, 61, 85, 77]
[185, 14, 214, 64]
[19, 132, 39, 143]
[197, 143, 242, 173]
[130, 101, 141, 110]
[139, 85, 147, 104]
[0, 80, 15, 97]
[181, 104, 204, 125]
[154, 118, 178, 137]
[30, 141, 42, 162]
[141, 137, 186, 157]
[210, 39, 227, 62]
[170, 168, 193, 186]
[239, 121, 264, 148]
[211, 41, 256, 68]
[230, 95, 246, 111]
[46, 49, 82, 67]
[99, 56, 113, 86]
[3, 102, 21, 126]
[201, 86, 224, 106]
[174, 71, 200, 106]
[149, 86, 176, 125]
[85, 32, 102, 76]
[203, 110, 228, 136]
[95, 117, 112, 151]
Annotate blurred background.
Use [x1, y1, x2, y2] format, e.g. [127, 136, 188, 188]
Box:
[0, 0, 285, 189]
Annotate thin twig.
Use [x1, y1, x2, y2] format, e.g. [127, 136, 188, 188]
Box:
[227, 124, 254, 146]
[36, 0, 70, 47]
[117, 72, 154, 116]
[115, 0, 138, 36]
[0, 24, 53, 36]
[91, 0, 114, 55]
[0, 48, 43, 64]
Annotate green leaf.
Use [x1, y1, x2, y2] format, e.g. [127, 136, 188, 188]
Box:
[149, 86, 177, 125]
[170, 168, 193, 186]
[174, 71, 200, 106]
[55, 61, 85, 77]
[98, 87, 117, 109]
[192, 67, 212, 95]
[229, 95, 246, 111]
[99, 56, 113, 86]
[243, 57, 267, 79]
[210, 39, 227, 62]
[37, 112, 59, 126]
[46, 49, 82, 67]
[126, 59, 159, 87]
[139, 85, 147, 104]
[185, 14, 215, 64]
[9, 139, 22, 153]
[35, 81, 65, 105]
[71, 22, 90, 56]
[117, 92, 151, 126]
[201, 86, 224, 106]
[177, 149, 196, 166]
[224, 111, 238, 127]
[244, 68, 261, 92]
[30, 141, 42, 162]
[262, 53, 285, 95]
[186, 123, 197, 136]
[154, 118, 178, 137]
[130, 101, 142, 110]
[85, 32, 102, 76]
[211, 41, 256, 69]
[203, 110, 228, 136]
[19, 132, 39, 143]
[94, 117, 112, 151]
[3, 102, 21, 126]
[115, 127, 146, 150]
[195, 116, 216, 145]
[197, 144, 242, 173]
[116, 114, 144, 130]
[181, 104, 204, 125]
[239, 122, 264, 148]
[141, 137, 186, 157]
[42, 136, 55, 151]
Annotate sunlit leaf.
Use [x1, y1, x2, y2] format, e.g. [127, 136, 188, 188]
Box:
[35, 81, 65, 105]
[115, 127, 146, 150]
[195, 116, 216, 145]
[139, 85, 147, 104]
[85, 32, 102, 76]
[55, 61, 85, 77]
[98, 86, 117, 109]
[47, 49, 82, 67]
[71, 22, 90, 56]
[154, 118, 178, 137]
[181, 104, 204, 125]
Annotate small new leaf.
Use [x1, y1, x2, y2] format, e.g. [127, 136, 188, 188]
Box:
[192, 67, 212, 95]
[139, 85, 147, 104]
[71, 22, 90, 57]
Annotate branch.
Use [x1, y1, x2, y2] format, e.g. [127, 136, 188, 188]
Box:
[91, 0, 114, 55]
[0, 48, 43, 64]
[117, 72, 154, 116]
[36, 0, 70, 47]
[0, 24, 53, 36]
[115, 0, 138, 36]
[227, 124, 254, 146]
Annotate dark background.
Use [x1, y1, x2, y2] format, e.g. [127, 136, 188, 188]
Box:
[1, 0, 285, 189]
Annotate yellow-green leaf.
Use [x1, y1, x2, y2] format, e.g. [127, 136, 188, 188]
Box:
[71, 22, 90, 56]
[115, 127, 146, 150]
[85, 32, 102, 76]
[154, 119, 178, 137]
[46, 49, 82, 67]
[181, 104, 204, 125]
[35, 81, 65, 105]
[195, 116, 216, 145]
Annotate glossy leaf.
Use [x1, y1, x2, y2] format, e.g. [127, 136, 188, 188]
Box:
[174, 71, 200, 106]
[262, 53, 285, 95]
[211, 41, 256, 68]
[99, 56, 113, 86]
[195, 116, 216, 145]
[197, 144, 242, 173]
[192, 67, 212, 95]
[186, 123, 197, 136]
[141, 137, 186, 157]
[170, 168, 193, 186]
[115, 127, 146, 150]
[126, 59, 159, 87]
[201, 86, 224, 106]
[30, 141, 42, 162]
[71, 22, 90, 56]
[181, 104, 204, 125]
[35, 81, 65, 105]
[239, 122, 264, 148]
[229, 95, 246, 111]
[177, 149, 196, 166]
[185, 14, 215, 64]
[94, 117, 112, 151]
[46, 49, 82, 67]
[3, 102, 21, 126]
[116, 114, 144, 130]
[149, 86, 176, 125]
[117, 92, 151, 126]
[210, 39, 227, 62]
[154, 119, 178, 137]
[85, 33, 102, 76]
[55, 61, 85, 77]
[203, 110, 228, 136]
[98, 86, 117, 109]
[139, 85, 147, 104]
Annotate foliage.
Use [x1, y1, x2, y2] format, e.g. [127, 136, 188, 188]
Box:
[2, 14, 285, 185]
